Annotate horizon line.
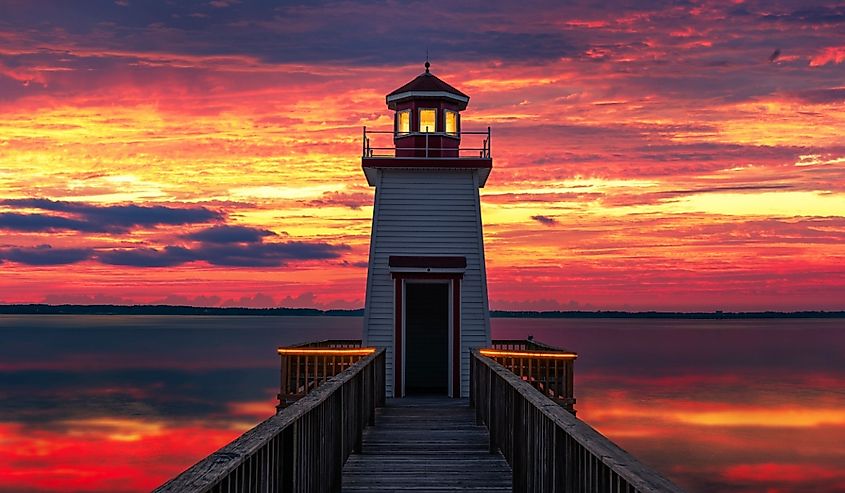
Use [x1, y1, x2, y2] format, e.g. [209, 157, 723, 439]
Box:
[1, 303, 843, 318]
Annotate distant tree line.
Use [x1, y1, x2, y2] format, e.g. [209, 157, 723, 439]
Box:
[0, 304, 842, 318]
[0, 304, 363, 316]
[490, 310, 845, 319]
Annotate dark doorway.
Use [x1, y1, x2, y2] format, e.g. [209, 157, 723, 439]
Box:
[405, 282, 449, 394]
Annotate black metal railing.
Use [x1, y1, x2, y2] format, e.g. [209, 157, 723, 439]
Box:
[362, 126, 491, 158]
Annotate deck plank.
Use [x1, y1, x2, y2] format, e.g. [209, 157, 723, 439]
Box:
[342, 396, 513, 492]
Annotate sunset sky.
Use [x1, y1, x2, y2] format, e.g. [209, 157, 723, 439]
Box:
[1, 0, 844, 311]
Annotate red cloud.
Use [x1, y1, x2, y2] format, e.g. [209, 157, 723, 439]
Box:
[810, 46, 845, 67]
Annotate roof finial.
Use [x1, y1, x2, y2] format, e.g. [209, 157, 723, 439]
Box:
[425, 48, 430, 73]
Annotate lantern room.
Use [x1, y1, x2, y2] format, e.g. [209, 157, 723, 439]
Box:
[361, 62, 492, 187]
[386, 61, 467, 158]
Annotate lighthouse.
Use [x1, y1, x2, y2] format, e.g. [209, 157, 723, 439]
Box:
[361, 62, 492, 398]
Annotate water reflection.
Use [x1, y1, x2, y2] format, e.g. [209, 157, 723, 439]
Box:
[1, 316, 843, 492]
[496, 318, 845, 493]
[0, 315, 352, 492]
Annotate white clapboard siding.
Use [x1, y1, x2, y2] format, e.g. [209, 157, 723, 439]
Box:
[362, 168, 491, 397]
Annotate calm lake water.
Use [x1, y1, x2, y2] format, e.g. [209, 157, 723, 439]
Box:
[1, 315, 844, 492]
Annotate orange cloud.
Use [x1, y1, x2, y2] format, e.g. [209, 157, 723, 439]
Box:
[810, 46, 845, 67]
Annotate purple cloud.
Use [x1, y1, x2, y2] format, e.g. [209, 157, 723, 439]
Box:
[0, 245, 93, 265]
[97, 246, 197, 267]
[95, 241, 350, 268]
[0, 213, 104, 233]
[0, 198, 222, 233]
[186, 225, 277, 244]
[193, 241, 350, 267]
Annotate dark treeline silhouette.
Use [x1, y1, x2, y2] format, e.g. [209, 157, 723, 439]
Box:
[0, 304, 843, 318]
[490, 310, 845, 319]
[0, 304, 363, 317]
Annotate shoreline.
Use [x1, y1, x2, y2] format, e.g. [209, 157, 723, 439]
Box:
[1, 304, 843, 319]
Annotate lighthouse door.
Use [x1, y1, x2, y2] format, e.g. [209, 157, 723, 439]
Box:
[404, 282, 450, 395]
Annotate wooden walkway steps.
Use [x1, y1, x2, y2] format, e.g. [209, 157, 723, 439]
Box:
[342, 396, 513, 492]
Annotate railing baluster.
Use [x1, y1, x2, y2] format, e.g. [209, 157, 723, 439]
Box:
[313, 353, 319, 391]
[295, 355, 301, 397]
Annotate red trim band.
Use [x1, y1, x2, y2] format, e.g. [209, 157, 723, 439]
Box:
[362, 157, 491, 169]
[389, 255, 466, 269]
[391, 272, 463, 280]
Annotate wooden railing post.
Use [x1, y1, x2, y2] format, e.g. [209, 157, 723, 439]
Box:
[488, 363, 497, 454]
[368, 361, 376, 426]
[278, 353, 288, 411]
[469, 351, 475, 408]
[354, 374, 364, 453]
[379, 352, 386, 407]
[473, 355, 483, 425]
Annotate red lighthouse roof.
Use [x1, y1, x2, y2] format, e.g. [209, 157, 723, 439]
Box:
[386, 62, 469, 110]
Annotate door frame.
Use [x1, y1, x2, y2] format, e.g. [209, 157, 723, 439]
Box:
[402, 279, 451, 396]
[391, 272, 462, 398]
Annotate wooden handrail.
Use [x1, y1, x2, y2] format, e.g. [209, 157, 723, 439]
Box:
[277, 340, 375, 409]
[153, 348, 386, 493]
[486, 339, 577, 413]
[290, 339, 363, 348]
[491, 338, 573, 352]
[471, 349, 685, 493]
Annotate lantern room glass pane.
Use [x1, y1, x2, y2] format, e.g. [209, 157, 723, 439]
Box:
[419, 109, 436, 132]
[397, 110, 410, 134]
[445, 110, 457, 135]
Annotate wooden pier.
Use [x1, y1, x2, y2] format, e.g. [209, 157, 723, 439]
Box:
[342, 397, 512, 492]
[154, 339, 684, 493]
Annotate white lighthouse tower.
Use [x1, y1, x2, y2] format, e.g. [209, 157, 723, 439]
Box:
[361, 62, 492, 398]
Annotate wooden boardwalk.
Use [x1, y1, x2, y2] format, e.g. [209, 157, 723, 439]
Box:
[342, 396, 512, 492]
[155, 346, 685, 493]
